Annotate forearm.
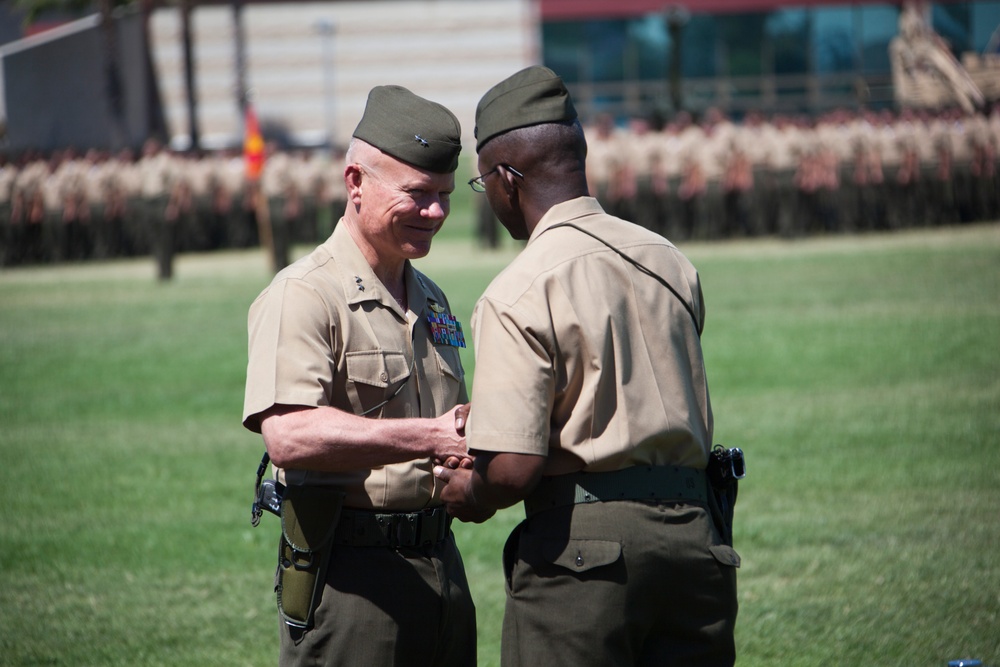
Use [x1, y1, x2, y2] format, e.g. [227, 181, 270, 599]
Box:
[261, 404, 463, 472]
[434, 451, 545, 523]
[469, 453, 536, 509]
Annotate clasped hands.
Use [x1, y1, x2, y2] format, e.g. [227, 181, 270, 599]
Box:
[432, 403, 497, 524]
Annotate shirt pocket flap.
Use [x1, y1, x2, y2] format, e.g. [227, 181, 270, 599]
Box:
[434, 345, 464, 382]
[345, 350, 410, 388]
[709, 544, 741, 568]
[542, 538, 622, 573]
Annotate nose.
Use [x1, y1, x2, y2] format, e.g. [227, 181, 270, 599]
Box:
[422, 196, 448, 220]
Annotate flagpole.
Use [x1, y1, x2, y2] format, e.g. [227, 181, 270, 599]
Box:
[243, 104, 275, 273]
[233, 0, 276, 274]
[255, 185, 274, 272]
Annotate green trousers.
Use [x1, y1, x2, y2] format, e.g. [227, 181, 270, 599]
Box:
[278, 532, 476, 667]
[501, 500, 739, 667]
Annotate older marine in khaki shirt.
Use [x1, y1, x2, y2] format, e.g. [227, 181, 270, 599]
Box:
[243, 84, 476, 667]
[243, 220, 467, 509]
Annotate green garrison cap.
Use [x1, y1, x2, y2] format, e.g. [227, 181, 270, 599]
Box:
[352, 85, 462, 173]
[474, 66, 577, 151]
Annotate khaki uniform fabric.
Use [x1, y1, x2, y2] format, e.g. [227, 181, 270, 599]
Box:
[243, 221, 468, 510]
[244, 220, 475, 666]
[467, 195, 711, 475]
[467, 196, 737, 666]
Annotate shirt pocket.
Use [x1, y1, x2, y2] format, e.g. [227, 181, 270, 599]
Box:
[433, 344, 464, 383]
[345, 350, 411, 415]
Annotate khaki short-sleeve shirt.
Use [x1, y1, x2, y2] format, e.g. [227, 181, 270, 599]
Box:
[243, 222, 467, 509]
[467, 197, 713, 476]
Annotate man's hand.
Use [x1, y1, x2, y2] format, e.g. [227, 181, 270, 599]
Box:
[425, 404, 471, 464]
[433, 465, 497, 523]
[433, 403, 473, 470]
[435, 451, 546, 523]
[454, 402, 470, 432]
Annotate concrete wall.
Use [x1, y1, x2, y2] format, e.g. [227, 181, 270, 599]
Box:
[150, 0, 539, 150]
[1, 10, 159, 153]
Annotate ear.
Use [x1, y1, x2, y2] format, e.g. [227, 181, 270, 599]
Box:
[498, 165, 520, 199]
[345, 164, 364, 204]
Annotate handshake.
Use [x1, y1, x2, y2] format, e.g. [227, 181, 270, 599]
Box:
[432, 402, 474, 471]
[429, 402, 499, 524]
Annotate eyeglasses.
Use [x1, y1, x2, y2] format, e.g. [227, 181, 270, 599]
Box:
[468, 165, 524, 193]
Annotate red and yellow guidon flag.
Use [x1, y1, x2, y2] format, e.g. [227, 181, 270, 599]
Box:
[244, 104, 265, 181]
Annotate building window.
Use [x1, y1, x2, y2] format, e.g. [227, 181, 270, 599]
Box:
[718, 13, 766, 77]
[626, 15, 669, 82]
[543, 21, 587, 84]
[541, 0, 1000, 120]
[766, 9, 809, 75]
[971, 0, 1000, 51]
[812, 6, 857, 73]
[933, 2, 972, 52]
[859, 5, 899, 74]
[681, 15, 718, 78]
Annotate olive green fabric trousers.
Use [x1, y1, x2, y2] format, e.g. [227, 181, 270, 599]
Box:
[501, 500, 739, 667]
[278, 532, 476, 667]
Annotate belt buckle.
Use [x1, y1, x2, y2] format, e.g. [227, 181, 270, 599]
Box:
[381, 512, 419, 548]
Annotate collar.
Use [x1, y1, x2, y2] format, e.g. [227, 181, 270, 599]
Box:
[527, 197, 606, 246]
[328, 221, 436, 314]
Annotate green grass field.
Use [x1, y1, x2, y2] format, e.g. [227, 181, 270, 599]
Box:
[1, 220, 998, 666]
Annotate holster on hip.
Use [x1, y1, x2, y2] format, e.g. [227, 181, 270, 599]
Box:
[706, 446, 744, 547]
[276, 485, 345, 629]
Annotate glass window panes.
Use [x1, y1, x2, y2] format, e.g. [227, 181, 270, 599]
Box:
[766, 9, 809, 75]
[933, 2, 972, 52]
[543, 21, 586, 84]
[626, 15, 669, 81]
[812, 6, 856, 72]
[859, 5, 899, 73]
[718, 13, 766, 76]
[680, 15, 718, 78]
[540, 1, 1000, 118]
[971, 1, 1000, 51]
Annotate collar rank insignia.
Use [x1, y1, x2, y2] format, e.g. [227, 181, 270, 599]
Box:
[427, 303, 466, 348]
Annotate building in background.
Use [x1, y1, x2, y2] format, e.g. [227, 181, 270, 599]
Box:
[538, 0, 1000, 122]
[0, 5, 166, 153]
[1, 0, 999, 151]
[0, 0, 537, 152]
[148, 0, 537, 150]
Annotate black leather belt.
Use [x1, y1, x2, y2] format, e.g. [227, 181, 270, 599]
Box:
[523, 465, 708, 518]
[332, 507, 451, 548]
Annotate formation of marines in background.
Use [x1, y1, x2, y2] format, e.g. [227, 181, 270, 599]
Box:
[577, 104, 1000, 246]
[2, 103, 998, 268]
[0, 138, 348, 269]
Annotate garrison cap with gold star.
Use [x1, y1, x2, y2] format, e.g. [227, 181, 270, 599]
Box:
[474, 66, 578, 152]
[352, 85, 462, 173]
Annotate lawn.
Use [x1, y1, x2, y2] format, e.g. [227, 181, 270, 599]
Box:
[1, 221, 998, 666]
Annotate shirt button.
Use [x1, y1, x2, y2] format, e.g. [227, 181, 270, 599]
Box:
[380, 372, 389, 382]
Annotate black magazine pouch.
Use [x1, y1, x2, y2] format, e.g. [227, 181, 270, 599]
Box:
[276, 485, 345, 629]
